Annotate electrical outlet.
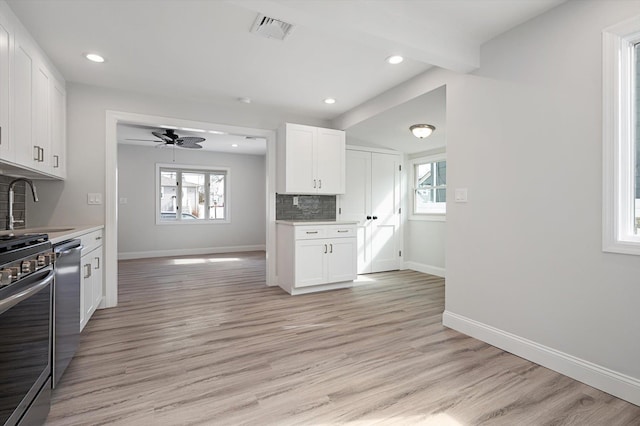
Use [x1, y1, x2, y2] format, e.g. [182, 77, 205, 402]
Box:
[293, 196, 299, 206]
[455, 188, 468, 203]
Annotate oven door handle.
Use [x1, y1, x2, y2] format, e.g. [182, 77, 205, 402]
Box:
[0, 270, 54, 315]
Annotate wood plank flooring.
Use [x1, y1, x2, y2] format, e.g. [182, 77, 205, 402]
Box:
[46, 251, 640, 425]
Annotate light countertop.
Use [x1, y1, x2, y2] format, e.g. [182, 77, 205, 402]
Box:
[275, 220, 358, 226]
[0, 225, 104, 245]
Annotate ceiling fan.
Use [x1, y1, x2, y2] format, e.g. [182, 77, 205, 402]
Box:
[126, 129, 204, 149]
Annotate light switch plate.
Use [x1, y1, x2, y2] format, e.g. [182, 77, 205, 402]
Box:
[455, 188, 468, 203]
[88, 193, 103, 205]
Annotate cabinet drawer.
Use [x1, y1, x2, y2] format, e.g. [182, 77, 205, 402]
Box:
[326, 226, 356, 238]
[294, 227, 326, 240]
[80, 229, 103, 255]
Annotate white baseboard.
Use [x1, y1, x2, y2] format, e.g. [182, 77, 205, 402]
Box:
[443, 310, 640, 406]
[403, 261, 446, 277]
[118, 245, 266, 260]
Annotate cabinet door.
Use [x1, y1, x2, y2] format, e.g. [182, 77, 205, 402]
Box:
[80, 254, 93, 331]
[315, 127, 345, 194]
[0, 15, 11, 162]
[92, 246, 103, 309]
[295, 239, 327, 287]
[327, 237, 357, 283]
[285, 124, 316, 193]
[50, 77, 65, 177]
[12, 35, 34, 167]
[33, 60, 51, 172]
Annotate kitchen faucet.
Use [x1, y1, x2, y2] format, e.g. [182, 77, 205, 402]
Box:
[6, 178, 38, 231]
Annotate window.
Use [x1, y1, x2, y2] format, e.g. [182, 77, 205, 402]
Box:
[157, 164, 229, 224]
[603, 18, 640, 255]
[410, 155, 446, 219]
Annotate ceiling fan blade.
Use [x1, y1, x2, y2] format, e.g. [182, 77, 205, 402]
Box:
[176, 136, 206, 144]
[180, 143, 203, 149]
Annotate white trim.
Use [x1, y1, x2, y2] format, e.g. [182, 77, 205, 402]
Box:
[409, 214, 446, 222]
[155, 163, 231, 224]
[345, 144, 402, 155]
[118, 245, 266, 260]
[105, 110, 277, 308]
[403, 260, 445, 277]
[602, 16, 640, 255]
[443, 311, 640, 406]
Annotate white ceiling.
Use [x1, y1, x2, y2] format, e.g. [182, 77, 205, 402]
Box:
[7, 0, 565, 122]
[346, 85, 446, 155]
[117, 123, 267, 155]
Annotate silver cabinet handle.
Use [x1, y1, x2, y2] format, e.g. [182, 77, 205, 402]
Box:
[0, 125, 2, 145]
[318, 179, 322, 189]
[324, 244, 327, 254]
[330, 243, 333, 253]
[84, 263, 92, 278]
[34, 146, 40, 161]
[54, 155, 59, 168]
[305, 231, 318, 234]
[94, 257, 100, 269]
[337, 230, 348, 233]
[95, 236, 102, 240]
[313, 179, 317, 188]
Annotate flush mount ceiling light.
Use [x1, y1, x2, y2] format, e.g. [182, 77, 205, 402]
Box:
[386, 55, 404, 65]
[84, 53, 105, 63]
[324, 98, 336, 104]
[410, 124, 436, 139]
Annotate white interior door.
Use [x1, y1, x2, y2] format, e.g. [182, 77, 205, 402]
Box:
[338, 150, 372, 274]
[370, 153, 400, 272]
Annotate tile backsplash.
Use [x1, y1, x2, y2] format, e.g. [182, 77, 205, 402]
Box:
[0, 175, 26, 230]
[276, 194, 336, 221]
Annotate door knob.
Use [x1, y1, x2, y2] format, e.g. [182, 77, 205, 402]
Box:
[366, 215, 372, 220]
[372, 216, 378, 220]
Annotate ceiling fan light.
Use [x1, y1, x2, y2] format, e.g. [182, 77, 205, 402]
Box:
[410, 124, 435, 139]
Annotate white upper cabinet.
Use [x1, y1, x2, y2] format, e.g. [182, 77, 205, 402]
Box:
[277, 123, 346, 194]
[0, 12, 11, 162]
[0, 4, 66, 179]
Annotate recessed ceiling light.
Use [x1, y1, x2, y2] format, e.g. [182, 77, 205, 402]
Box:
[324, 98, 336, 104]
[85, 53, 105, 63]
[181, 127, 205, 133]
[238, 97, 252, 104]
[386, 55, 404, 65]
[231, 144, 239, 147]
[209, 130, 225, 135]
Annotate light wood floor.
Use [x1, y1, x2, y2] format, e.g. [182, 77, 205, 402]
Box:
[46, 252, 640, 425]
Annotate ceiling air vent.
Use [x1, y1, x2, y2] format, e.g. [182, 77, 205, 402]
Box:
[250, 14, 295, 41]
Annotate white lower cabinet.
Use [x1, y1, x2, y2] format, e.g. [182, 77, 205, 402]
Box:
[79, 229, 103, 331]
[277, 222, 357, 295]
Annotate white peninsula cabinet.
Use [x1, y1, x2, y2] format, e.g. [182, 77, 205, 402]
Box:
[276, 221, 357, 295]
[79, 228, 103, 331]
[276, 123, 345, 195]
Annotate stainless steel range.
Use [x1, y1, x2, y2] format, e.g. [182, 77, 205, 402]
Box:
[0, 233, 54, 426]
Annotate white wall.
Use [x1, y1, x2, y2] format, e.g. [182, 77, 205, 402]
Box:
[335, 0, 640, 405]
[27, 83, 328, 227]
[404, 148, 447, 276]
[117, 144, 265, 258]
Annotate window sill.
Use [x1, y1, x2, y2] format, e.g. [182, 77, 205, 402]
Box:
[156, 220, 231, 225]
[408, 214, 446, 222]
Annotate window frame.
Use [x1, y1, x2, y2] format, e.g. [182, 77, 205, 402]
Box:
[409, 154, 447, 222]
[155, 163, 230, 225]
[603, 17, 640, 255]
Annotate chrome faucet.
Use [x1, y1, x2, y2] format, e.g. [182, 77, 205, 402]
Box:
[6, 178, 38, 230]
